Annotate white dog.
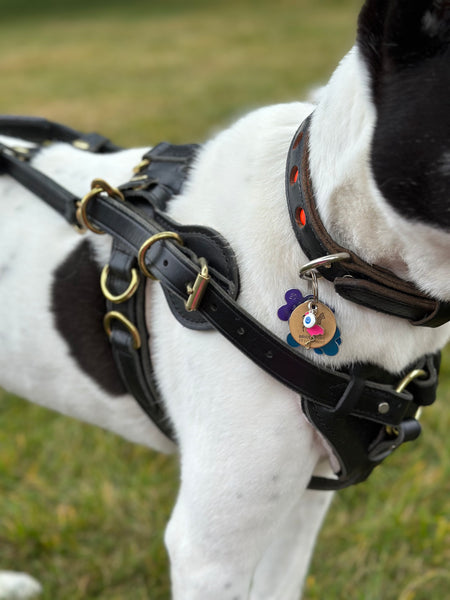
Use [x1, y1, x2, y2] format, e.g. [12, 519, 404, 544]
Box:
[1, 0, 449, 598]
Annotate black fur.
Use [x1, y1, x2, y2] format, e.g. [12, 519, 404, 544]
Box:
[357, 0, 450, 229]
[52, 240, 126, 396]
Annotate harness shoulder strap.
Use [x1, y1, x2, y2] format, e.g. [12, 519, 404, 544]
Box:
[0, 115, 121, 153]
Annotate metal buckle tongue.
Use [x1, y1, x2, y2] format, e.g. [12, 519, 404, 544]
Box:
[186, 258, 210, 312]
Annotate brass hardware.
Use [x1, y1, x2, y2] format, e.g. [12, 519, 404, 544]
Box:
[385, 369, 427, 436]
[91, 178, 125, 202]
[100, 265, 140, 304]
[76, 178, 125, 234]
[13, 146, 31, 160]
[103, 311, 141, 349]
[73, 139, 91, 151]
[133, 158, 150, 174]
[186, 258, 210, 312]
[395, 369, 427, 394]
[138, 232, 184, 280]
[76, 187, 105, 234]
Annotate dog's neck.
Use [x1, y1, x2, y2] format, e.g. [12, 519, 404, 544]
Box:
[308, 47, 450, 301]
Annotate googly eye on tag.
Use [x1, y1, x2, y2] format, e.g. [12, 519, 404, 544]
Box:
[303, 311, 316, 328]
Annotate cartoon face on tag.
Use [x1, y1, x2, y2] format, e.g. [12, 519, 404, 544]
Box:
[288, 301, 336, 349]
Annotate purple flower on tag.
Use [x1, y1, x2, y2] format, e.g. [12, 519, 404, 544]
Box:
[277, 289, 311, 321]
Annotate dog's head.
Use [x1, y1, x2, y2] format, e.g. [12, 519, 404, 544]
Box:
[358, 0, 450, 230]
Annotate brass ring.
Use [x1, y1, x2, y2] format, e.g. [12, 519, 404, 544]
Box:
[100, 265, 140, 304]
[138, 232, 184, 280]
[91, 179, 125, 202]
[76, 179, 125, 234]
[76, 187, 105, 234]
[395, 369, 427, 394]
[103, 311, 141, 350]
[133, 158, 150, 174]
[386, 369, 428, 437]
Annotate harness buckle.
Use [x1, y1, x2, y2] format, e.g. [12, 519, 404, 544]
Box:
[368, 368, 428, 462]
[186, 258, 210, 312]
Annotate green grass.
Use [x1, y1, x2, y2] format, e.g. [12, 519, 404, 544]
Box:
[0, 1, 449, 598]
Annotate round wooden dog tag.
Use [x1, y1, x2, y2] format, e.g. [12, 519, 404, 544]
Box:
[288, 301, 336, 349]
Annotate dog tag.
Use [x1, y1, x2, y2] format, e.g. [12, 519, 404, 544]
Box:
[288, 301, 336, 349]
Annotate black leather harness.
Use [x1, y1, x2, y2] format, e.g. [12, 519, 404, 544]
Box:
[0, 115, 445, 490]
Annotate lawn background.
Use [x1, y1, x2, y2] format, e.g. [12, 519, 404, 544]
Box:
[0, 1, 449, 598]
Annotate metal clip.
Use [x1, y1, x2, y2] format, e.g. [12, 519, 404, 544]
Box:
[186, 258, 210, 312]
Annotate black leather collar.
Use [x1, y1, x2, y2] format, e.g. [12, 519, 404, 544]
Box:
[286, 114, 450, 328]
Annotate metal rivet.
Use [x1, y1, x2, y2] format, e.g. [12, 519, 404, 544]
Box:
[73, 139, 91, 151]
[378, 402, 390, 415]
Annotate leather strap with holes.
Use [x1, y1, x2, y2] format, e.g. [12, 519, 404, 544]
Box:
[286, 115, 450, 328]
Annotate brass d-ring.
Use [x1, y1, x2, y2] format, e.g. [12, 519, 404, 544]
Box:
[385, 368, 428, 437]
[100, 265, 140, 304]
[103, 311, 141, 350]
[138, 232, 184, 280]
[395, 369, 427, 394]
[76, 179, 125, 234]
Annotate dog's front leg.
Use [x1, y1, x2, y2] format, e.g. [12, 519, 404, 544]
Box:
[250, 462, 334, 600]
[163, 390, 324, 600]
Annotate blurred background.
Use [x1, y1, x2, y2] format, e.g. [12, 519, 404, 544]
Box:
[0, 1, 448, 598]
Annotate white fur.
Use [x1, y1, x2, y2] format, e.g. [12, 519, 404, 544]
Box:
[0, 573, 41, 600]
[0, 43, 449, 599]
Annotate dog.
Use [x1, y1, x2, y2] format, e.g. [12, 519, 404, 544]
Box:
[0, 0, 449, 598]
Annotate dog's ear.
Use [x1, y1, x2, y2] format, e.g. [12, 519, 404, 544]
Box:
[357, 0, 450, 100]
[358, 0, 450, 229]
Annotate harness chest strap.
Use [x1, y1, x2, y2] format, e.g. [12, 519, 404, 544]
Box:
[63, 187, 444, 488]
[83, 191, 438, 426]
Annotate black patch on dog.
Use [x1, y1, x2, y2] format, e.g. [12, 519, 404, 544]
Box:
[357, 0, 450, 229]
[52, 240, 126, 396]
